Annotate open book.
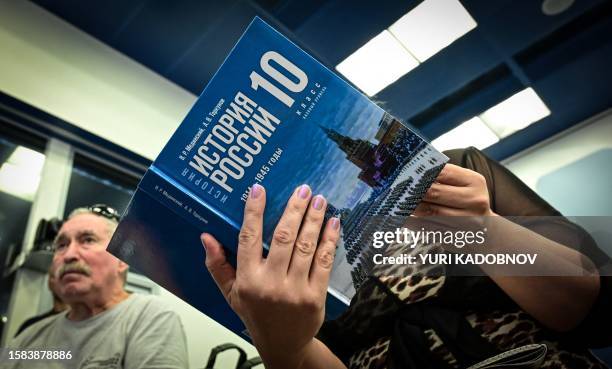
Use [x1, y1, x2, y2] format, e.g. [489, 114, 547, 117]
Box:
[108, 17, 448, 340]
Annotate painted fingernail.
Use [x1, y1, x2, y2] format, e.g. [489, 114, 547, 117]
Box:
[331, 217, 340, 230]
[313, 195, 325, 210]
[298, 184, 310, 199]
[250, 184, 263, 199]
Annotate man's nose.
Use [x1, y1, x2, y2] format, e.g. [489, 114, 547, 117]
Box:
[62, 240, 80, 262]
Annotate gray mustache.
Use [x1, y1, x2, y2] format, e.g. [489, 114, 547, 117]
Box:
[58, 262, 92, 278]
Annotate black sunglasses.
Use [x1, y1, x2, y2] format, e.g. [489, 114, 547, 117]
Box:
[88, 204, 121, 222]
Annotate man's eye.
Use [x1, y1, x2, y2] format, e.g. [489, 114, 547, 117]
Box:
[84, 237, 95, 243]
[54, 242, 68, 250]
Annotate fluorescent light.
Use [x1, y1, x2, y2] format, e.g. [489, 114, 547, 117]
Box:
[0, 146, 45, 201]
[336, 0, 477, 95]
[480, 88, 550, 138]
[432, 117, 499, 152]
[336, 30, 419, 96]
[389, 0, 477, 62]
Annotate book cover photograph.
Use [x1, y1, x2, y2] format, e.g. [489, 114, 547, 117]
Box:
[108, 16, 448, 339]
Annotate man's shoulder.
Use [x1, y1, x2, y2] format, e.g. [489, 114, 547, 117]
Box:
[124, 293, 178, 317]
[121, 294, 186, 347]
[9, 313, 64, 347]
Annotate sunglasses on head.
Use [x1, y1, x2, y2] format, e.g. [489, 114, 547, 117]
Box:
[88, 204, 121, 222]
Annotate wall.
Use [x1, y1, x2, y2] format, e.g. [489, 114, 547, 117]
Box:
[0, 0, 195, 160]
[503, 108, 612, 260]
[504, 108, 612, 216]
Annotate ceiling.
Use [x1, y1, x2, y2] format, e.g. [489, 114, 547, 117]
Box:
[29, 0, 612, 160]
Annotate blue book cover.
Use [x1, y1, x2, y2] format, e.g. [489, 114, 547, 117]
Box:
[108, 17, 448, 340]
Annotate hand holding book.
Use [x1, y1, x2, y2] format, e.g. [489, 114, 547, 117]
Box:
[202, 184, 343, 368]
[413, 164, 495, 217]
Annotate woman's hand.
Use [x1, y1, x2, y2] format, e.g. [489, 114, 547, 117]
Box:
[414, 163, 496, 217]
[202, 184, 341, 368]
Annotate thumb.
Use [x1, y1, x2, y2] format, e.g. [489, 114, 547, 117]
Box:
[201, 233, 235, 299]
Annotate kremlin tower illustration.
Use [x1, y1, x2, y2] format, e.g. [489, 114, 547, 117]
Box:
[320, 113, 424, 189]
[318, 113, 447, 292]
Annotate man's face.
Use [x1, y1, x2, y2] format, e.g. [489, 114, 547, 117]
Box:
[51, 213, 126, 303]
[47, 265, 60, 296]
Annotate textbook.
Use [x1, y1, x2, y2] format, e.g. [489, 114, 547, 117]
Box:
[108, 17, 448, 340]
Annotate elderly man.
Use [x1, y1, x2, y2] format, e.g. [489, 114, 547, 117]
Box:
[7, 205, 188, 369]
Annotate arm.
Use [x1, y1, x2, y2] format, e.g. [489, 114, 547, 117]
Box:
[299, 338, 348, 369]
[259, 337, 347, 369]
[414, 163, 600, 332]
[479, 217, 599, 332]
[203, 184, 347, 369]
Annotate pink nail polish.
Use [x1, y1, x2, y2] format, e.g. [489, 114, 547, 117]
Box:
[298, 184, 310, 199]
[250, 184, 263, 199]
[313, 195, 324, 210]
[331, 217, 340, 230]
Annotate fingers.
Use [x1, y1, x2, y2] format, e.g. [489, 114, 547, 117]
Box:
[413, 201, 465, 216]
[237, 184, 266, 274]
[423, 182, 471, 208]
[288, 195, 327, 279]
[202, 233, 236, 300]
[425, 165, 491, 215]
[435, 164, 474, 186]
[266, 184, 312, 274]
[310, 217, 340, 295]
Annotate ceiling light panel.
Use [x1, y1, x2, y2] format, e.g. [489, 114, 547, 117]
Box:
[389, 0, 477, 62]
[480, 88, 551, 138]
[432, 117, 499, 152]
[336, 30, 419, 96]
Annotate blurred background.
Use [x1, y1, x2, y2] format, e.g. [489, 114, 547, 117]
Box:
[0, 0, 611, 367]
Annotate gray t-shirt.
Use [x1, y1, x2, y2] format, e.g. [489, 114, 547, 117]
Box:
[5, 293, 188, 369]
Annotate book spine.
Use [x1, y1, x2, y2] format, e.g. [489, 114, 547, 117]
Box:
[138, 167, 241, 254]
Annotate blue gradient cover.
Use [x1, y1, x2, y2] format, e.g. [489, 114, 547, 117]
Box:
[108, 17, 448, 341]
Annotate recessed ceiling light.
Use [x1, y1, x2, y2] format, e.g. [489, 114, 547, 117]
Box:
[389, 0, 477, 62]
[336, 30, 419, 96]
[479, 87, 551, 138]
[432, 117, 499, 152]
